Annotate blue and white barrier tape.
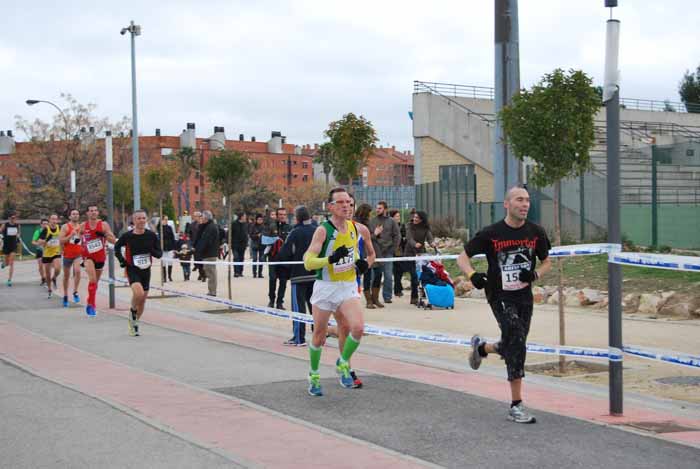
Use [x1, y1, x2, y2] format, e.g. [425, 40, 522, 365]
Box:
[105, 276, 647, 366]
[608, 252, 700, 273]
[622, 345, 700, 368]
[149, 243, 624, 267]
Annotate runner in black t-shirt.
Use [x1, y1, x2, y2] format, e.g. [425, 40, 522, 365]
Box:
[457, 185, 552, 424]
[1, 213, 20, 287]
[114, 210, 162, 337]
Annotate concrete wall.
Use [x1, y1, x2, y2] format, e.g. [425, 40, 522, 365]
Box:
[413, 93, 494, 183]
[416, 137, 494, 202]
[413, 90, 700, 189]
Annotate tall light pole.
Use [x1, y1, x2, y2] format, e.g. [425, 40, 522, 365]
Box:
[121, 20, 142, 210]
[493, 0, 522, 203]
[26, 99, 78, 209]
[603, 0, 623, 416]
[105, 131, 116, 308]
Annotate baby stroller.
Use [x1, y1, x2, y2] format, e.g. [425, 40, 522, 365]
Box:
[415, 251, 455, 309]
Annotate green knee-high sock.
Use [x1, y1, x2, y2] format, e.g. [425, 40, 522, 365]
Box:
[309, 344, 322, 373]
[341, 334, 361, 362]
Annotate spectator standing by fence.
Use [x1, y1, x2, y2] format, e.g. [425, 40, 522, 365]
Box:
[248, 214, 265, 278]
[369, 201, 399, 305]
[195, 210, 220, 296]
[231, 212, 249, 277]
[404, 211, 434, 304]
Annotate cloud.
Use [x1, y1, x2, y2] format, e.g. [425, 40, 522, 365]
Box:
[2, 0, 699, 151]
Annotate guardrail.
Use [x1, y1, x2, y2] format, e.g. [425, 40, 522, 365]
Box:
[414, 80, 700, 114]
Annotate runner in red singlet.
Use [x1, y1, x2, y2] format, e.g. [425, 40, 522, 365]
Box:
[78, 205, 116, 316]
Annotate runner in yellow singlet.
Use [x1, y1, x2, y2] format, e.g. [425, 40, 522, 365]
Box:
[303, 187, 375, 396]
[37, 214, 63, 299]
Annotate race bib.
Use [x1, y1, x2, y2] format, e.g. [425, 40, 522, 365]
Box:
[86, 238, 103, 254]
[500, 263, 528, 291]
[6, 227, 17, 236]
[133, 254, 151, 270]
[47, 238, 60, 247]
[333, 246, 355, 273]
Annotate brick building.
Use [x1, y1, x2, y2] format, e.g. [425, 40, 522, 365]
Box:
[309, 145, 414, 187]
[0, 125, 314, 215]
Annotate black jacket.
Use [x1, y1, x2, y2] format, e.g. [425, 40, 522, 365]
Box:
[249, 223, 264, 249]
[195, 220, 221, 259]
[230, 220, 249, 248]
[276, 221, 317, 283]
[157, 223, 176, 251]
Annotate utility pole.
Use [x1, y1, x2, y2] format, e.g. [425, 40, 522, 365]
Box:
[603, 0, 623, 416]
[494, 0, 522, 202]
[105, 131, 116, 308]
[121, 20, 142, 210]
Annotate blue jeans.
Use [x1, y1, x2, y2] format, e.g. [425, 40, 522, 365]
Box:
[250, 246, 264, 277]
[371, 260, 394, 301]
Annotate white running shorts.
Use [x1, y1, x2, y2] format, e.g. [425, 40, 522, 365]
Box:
[310, 280, 360, 312]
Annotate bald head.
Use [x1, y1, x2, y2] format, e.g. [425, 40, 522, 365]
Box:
[503, 185, 530, 224]
[505, 185, 529, 202]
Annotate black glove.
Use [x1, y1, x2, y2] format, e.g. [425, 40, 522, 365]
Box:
[119, 260, 127, 268]
[470, 272, 488, 290]
[72, 237, 81, 244]
[355, 258, 369, 275]
[519, 269, 539, 283]
[46, 234, 53, 241]
[95, 230, 105, 237]
[328, 246, 349, 264]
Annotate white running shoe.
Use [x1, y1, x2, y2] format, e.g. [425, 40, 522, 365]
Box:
[508, 403, 537, 424]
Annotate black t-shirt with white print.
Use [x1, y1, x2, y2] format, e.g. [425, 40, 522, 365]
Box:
[464, 219, 551, 304]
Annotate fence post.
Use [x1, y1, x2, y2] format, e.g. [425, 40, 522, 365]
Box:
[651, 145, 658, 248]
[580, 173, 586, 241]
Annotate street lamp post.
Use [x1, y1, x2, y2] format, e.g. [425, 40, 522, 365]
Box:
[120, 20, 142, 210]
[26, 99, 78, 209]
[105, 131, 116, 308]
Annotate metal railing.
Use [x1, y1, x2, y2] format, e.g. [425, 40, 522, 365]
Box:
[413, 81, 495, 100]
[413, 81, 494, 124]
[414, 80, 700, 114]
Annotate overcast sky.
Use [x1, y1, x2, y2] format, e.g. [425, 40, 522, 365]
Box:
[2, 1, 698, 151]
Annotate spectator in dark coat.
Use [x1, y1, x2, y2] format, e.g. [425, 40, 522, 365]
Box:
[230, 212, 249, 277]
[248, 214, 265, 278]
[195, 211, 220, 296]
[276, 205, 316, 345]
[157, 215, 177, 282]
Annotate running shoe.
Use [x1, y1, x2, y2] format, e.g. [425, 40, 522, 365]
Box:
[350, 370, 363, 389]
[296, 341, 308, 347]
[308, 372, 323, 397]
[283, 338, 297, 346]
[128, 315, 136, 336]
[508, 403, 537, 424]
[335, 358, 354, 388]
[134, 322, 140, 336]
[86, 305, 96, 317]
[73, 292, 80, 303]
[62, 296, 69, 308]
[40, 278, 46, 286]
[47, 290, 52, 299]
[469, 335, 484, 370]
[6, 280, 11, 287]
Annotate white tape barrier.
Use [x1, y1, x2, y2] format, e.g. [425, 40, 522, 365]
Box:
[142, 243, 624, 267]
[104, 276, 628, 363]
[609, 251, 700, 273]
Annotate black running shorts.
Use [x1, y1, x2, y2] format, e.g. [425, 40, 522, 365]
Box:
[126, 266, 151, 291]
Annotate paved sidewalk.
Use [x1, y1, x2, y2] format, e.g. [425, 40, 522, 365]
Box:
[1, 265, 699, 468]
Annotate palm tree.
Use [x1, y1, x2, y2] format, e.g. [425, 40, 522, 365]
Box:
[167, 147, 199, 216]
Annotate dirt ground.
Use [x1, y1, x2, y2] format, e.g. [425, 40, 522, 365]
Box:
[134, 261, 700, 405]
